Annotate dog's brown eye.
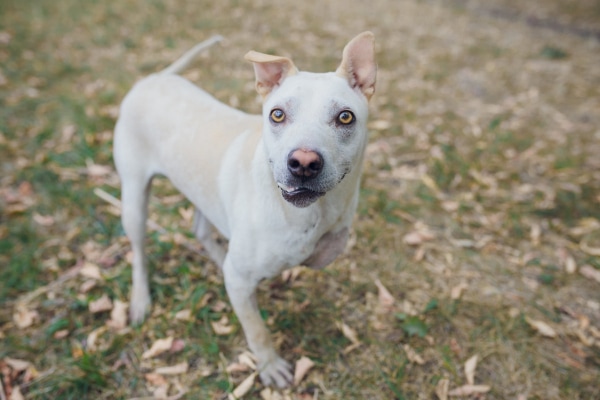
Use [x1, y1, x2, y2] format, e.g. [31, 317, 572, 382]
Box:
[338, 110, 355, 125]
[270, 109, 285, 123]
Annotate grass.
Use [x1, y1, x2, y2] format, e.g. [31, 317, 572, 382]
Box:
[1, 0, 600, 399]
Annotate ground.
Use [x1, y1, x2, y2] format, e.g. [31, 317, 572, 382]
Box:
[1, 0, 599, 399]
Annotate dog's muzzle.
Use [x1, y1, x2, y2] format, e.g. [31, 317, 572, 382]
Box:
[277, 184, 325, 208]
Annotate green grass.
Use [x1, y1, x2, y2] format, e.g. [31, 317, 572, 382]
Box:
[1, 0, 600, 399]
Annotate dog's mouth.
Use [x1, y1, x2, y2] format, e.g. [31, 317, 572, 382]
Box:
[278, 184, 325, 208]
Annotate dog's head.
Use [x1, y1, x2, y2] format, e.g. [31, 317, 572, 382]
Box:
[245, 32, 377, 208]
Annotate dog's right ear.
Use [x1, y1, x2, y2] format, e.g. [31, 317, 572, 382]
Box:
[244, 51, 298, 98]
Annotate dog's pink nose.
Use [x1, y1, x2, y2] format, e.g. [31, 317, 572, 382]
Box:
[288, 149, 323, 179]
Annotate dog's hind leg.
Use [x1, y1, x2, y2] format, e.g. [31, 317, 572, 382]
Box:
[119, 171, 154, 324]
[193, 209, 226, 268]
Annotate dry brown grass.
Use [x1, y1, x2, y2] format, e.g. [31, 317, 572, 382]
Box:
[1, 0, 599, 399]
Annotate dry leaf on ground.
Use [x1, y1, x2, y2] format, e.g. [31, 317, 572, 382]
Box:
[448, 384, 491, 396]
[154, 362, 189, 375]
[403, 344, 425, 365]
[169, 339, 185, 354]
[80, 262, 103, 280]
[144, 372, 168, 387]
[174, 309, 192, 321]
[238, 352, 257, 370]
[579, 265, 600, 283]
[107, 300, 128, 330]
[525, 317, 557, 338]
[403, 230, 434, 246]
[89, 294, 113, 313]
[87, 326, 108, 352]
[142, 337, 174, 359]
[336, 321, 362, 354]
[450, 282, 469, 300]
[13, 306, 39, 329]
[436, 378, 449, 400]
[374, 278, 396, 311]
[294, 356, 315, 385]
[10, 386, 25, 400]
[4, 358, 30, 372]
[464, 354, 478, 385]
[228, 372, 257, 400]
[211, 315, 234, 335]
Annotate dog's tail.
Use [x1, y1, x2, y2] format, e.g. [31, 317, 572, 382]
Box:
[160, 35, 224, 75]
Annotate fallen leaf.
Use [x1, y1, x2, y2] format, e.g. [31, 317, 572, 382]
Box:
[374, 278, 395, 310]
[53, 329, 69, 339]
[71, 341, 84, 359]
[580, 240, 600, 256]
[448, 384, 491, 396]
[89, 294, 113, 313]
[153, 385, 169, 400]
[79, 279, 97, 293]
[294, 356, 315, 385]
[281, 266, 302, 283]
[435, 377, 449, 400]
[10, 386, 25, 400]
[178, 206, 194, 222]
[564, 256, 577, 274]
[579, 265, 600, 283]
[337, 321, 360, 345]
[211, 300, 229, 313]
[464, 354, 478, 385]
[145, 372, 168, 386]
[85, 160, 112, 177]
[530, 223, 541, 245]
[154, 362, 189, 375]
[525, 317, 557, 338]
[80, 262, 103, 280]
[337, 321, 362, 354]
[226, 362, 251, 373]
[450, 282, 468, 300]
[86, 326, 108, 352]
[33, 212, 54, 226]
[169, 339, 186, 354]
[229, 372, 257, 400]
[142, 337, 174, 359]
[107, 300, 128, 330]
[211, 315, 234, 336]
[403, 344, 425, 365]
[13, 305, 39, 329]
[4, 358, 30, 372]
[238, 351, 257, 370]
[174, 309, 192, 321]
[403, 231, 428, 246]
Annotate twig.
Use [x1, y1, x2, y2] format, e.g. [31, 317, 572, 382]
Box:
[14, 265, 82, 306]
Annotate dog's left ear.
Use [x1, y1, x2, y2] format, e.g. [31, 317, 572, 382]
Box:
[336, 31, 377, 101]
[245, 51, 298, 98]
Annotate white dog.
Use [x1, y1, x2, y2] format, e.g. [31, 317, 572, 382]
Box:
[114, 32, 376, 387]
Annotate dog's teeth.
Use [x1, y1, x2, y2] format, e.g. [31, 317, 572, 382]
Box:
[277, 183, 296, 193]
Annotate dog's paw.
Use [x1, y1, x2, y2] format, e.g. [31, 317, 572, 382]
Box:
[259, 356, 294, 388]
[129, 287, 151, 325]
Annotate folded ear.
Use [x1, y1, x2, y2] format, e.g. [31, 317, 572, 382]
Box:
[244, 51, 298, 98]
[336, 31, 377, 100]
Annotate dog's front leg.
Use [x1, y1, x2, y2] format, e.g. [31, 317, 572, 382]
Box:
[223, 257, 293, 388]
